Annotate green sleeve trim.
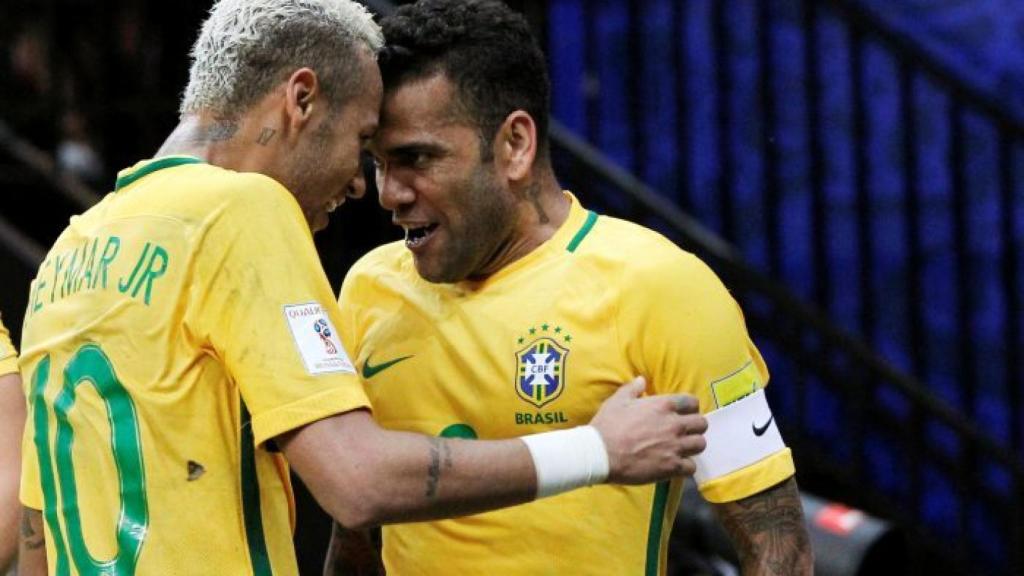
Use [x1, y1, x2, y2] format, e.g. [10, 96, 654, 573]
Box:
[240, 402, 273, 576]
[114, 157, 204, 191]
[645, 480, 670, 576]
[566, 210, 599, 253]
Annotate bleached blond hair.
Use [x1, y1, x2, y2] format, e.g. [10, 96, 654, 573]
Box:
[180, 0, 383, 117]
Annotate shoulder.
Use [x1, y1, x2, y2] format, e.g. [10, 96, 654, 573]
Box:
[580, 214, 723, 293]
[341, 241, 414, 300]
[110, 163, 303, 235]
[348, 241, 410, 279]
[190, 167, 298, 217]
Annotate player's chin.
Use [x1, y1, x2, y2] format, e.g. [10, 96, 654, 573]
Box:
[412, 255, 448, 284]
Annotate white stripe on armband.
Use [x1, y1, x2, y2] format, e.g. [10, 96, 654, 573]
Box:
[693, 389, 786, 486]
[520, 426, 610, 499]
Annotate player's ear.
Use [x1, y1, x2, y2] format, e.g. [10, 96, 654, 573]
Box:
[497, 110, 537, 182]
[284, 68, 319, 134]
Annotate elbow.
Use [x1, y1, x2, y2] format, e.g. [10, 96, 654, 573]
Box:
[330, 489, 387, 530]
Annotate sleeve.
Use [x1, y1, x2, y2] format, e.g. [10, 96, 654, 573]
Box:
[0, 314, 19, 377]
[188, 176, 371, 446]
[618, 246, 794, 503]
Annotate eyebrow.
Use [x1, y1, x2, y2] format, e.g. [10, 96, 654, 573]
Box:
[382, 141, 447, 159]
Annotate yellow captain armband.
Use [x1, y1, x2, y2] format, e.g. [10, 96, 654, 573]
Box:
[693, 389, 787, 486]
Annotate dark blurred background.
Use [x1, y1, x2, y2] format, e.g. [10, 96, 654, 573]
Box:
[2, 1, 1023, 575]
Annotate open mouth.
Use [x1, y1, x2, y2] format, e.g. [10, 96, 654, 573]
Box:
[327, 197, 343, 213]
[405, 223, 439, 248]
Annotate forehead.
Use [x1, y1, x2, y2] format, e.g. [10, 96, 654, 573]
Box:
[377, 73, 475, 145]
[344, 49, 384, 120]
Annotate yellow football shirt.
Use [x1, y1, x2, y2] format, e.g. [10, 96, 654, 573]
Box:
[0, 314, 17, 376]
[339, 192, 794, 575]
[19, 157, 369, 576]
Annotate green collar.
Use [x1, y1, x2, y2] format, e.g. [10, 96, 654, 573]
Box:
[114, 157, 204, 191]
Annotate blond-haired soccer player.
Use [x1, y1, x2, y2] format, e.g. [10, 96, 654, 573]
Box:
[329, 1, 813, 574]
[0, 314, 25, 573]
[16, 1, 709, 575]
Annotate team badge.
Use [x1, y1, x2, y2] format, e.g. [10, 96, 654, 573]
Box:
[515, 324, 571, 408]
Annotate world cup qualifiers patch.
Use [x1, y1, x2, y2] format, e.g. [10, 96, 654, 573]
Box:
[283, 302, 355, 375]
[709, 359, 761, 408]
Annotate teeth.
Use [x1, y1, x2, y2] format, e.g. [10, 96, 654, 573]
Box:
[327, 199, 339, 213]
[405, 224, 434, 247]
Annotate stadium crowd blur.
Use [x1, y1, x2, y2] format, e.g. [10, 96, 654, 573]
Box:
[1, 1, 213, 190]
[0, 0, 540, 190]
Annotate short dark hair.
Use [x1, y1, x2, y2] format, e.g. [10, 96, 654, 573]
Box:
[380, 0, 551, 157]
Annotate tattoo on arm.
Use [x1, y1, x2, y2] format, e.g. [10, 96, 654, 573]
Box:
[713, 477, 813, 575]
[20, 508, 45, 551]
[256, 127, 277, 146]
[424, 437, 453, 499]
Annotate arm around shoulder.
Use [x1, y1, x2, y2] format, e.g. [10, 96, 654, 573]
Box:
[282, 379, 706, 529]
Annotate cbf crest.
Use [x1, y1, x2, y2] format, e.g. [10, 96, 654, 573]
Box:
[515, 324, 572, 408]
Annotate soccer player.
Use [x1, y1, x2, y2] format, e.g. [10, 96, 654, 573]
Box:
[15, 1, 710, 575]
[0, 314, 24, 574]
[328, 1, 814, 574]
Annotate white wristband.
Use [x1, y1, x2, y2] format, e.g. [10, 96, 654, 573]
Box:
[520, 425, 610, 499]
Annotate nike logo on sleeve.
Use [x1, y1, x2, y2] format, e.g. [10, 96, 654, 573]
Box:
[361, 354, 414, 379]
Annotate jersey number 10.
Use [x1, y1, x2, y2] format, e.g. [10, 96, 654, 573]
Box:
[29, 344, 148, 575]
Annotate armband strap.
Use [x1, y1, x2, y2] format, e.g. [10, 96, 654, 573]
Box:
[521, 425, 610, 499]
[693, 389, 786, 486]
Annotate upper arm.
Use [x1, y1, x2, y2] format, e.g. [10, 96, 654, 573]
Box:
[618, 248, 794, 499]
[619, 249, 766, 411]
[277, 409, 381, 527]
[187, 179, 370, 446]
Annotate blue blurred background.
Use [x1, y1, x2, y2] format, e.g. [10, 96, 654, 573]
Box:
[1, 1, 1022, 574]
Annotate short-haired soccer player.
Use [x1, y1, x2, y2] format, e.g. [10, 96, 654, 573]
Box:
[328, 1, 813, 574]
[16, 1, 708, 574]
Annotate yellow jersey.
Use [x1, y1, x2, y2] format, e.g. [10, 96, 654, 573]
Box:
[339, 193, 794, 576]
[19, 157, 369, 576]
[0, 314, 17, 376]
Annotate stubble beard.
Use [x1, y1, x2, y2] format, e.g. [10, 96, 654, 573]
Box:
[421, 165, 515, 284]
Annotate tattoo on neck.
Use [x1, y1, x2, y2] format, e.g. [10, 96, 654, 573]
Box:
[526, 182, 549, 224]
[256, 127, 277, 146]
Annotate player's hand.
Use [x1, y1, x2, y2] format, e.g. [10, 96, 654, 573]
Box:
[589, 377, 707, 484]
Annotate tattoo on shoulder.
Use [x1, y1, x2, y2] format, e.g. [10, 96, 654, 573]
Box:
[21, 508, 45, 550]
[424, 437, 453, 499]
[715, 478, 811, 575]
